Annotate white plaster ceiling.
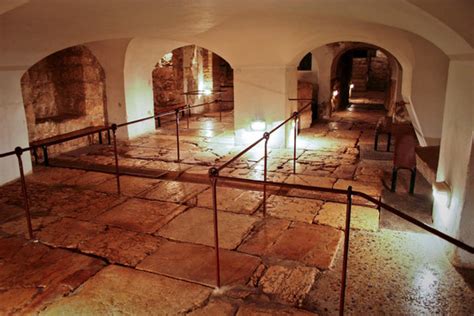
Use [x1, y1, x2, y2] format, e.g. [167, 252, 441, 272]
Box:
[0, 0, 472, 67]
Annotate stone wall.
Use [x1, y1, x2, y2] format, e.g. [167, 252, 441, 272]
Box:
[297, 81, 313, 129]
[21, 45, 106, 156]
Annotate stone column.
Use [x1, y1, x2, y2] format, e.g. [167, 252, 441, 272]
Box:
[433, 59, 474, 267]
[233, 66, 296, 147]
[0, 69, 32, 185]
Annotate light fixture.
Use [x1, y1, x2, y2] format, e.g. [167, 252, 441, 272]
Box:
[349, 83, 354, 89]
[433, 181, 451, 208]
[250, 120, 266, 132]
[203, 89, 212, 96]
[332, 90, 339, 97]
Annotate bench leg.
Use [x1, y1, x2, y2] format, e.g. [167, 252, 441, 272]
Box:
[32, 148, 38, 165]
[42, 145, 49, 166]
[374, 133, 379, 151]
[98, 131, 103, 144]
[409, 168, 416, 195]
[107, 130, 111, 145]
[391, 167, 398, 192]
[387, 133, 392, 152]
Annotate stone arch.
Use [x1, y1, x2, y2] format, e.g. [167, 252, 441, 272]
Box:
[20, 45, 107, 155]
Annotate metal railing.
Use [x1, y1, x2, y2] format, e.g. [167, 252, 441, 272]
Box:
[0, 96, 472, 315]
[206, 98, 473, 315]
[0, 97, 226, 240]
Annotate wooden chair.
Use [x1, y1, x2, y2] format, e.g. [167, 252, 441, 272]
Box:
[391, 128, 417, 194]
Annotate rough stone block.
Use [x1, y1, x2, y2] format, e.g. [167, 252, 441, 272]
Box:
[266, 195, 323, 223]
[314, 202, 379, 231]
[197, 187, 263, 214]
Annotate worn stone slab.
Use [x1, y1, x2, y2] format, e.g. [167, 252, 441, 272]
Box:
[315, 202, 379, 231]
[49, 190, 126, 221]
[78, 227, 162, 266]
[138, 240, 261, 286]
[266, 195, 323, 223]
[62, 171, 114, 187]
[229, 168, 288, 183]
[332, 164, 357, 179]
[259, 265, 318, 306]
[0, 215, 60, 238]
[285, 174, 337, 200]
[144, 180, 208, 204]
[27, 167, 87, 185]
[95, 175, 161, 196]
[333, 179, 382, 197]
[265, 223, 342, 270]
[238, 218, 290, 256]
[0, 236, 104, 315]
[40, 265, 212, 315]
[94, 198, 186, 234]
[189, 300, 236, 315]
[236, 303, 315, 316]
[197, 187, 263, 214]
[158, 207, 257, 249]
[37, 218, 105, 248]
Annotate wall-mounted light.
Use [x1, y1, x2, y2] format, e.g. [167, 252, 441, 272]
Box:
[332, 90, 339, 97]
[349, 83, 355, 89]
[250, 120, 266, 132]
[203, 89, 212, 96]
[433, 181, 451, 208]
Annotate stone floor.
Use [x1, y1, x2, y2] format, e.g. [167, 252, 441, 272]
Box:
[0, 108, 472, 315]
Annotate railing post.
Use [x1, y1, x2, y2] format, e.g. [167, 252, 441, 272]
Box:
[263, 132, 270, 216]
[209, 167, 222, 288]
[175, 109, 181, 162]
[339, 185, 353, 316]
[186, 104, 190, 129]
[293, 111, 298, 174]
[111, 124, 121, 195]
[14, 147, 34, 240]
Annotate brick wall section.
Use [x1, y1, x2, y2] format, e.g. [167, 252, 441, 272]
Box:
[21, 45, 106, 155]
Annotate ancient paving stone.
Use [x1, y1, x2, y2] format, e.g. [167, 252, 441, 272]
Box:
[48, 189, 126, 221]
[197, 187, 263, 214]
[144, 180, 208, 204]
[259, 265, 318, 306]
[266, 195, 323, 223]
[0, 236, 104, 315]
[229, 168, 288, 183]
[95, 175, 161, 196]
[78, 227, 162, 266]
[158, 207, 257, 249]
[0, 203, 24, 223]
[62, 171, 114, 187]
[332, 164, 357, 179]
[40, 265, 212, 315]
[144, 160, 194, 172]
[188, 300, 236, 315]
[236, 303, 315, 316]
[94, 198, 187, 234]
[238, 218, 290, 256]
[285, 174, 337, 200]
[37, 218, 105, 248]
[333, 179, 382, 197]
[314, 202, 379, 231]
[265, 223, 342, 270]
[0, 215, 60, 238]
[137, 240, 261, 286]
[26, 167, 87, 185]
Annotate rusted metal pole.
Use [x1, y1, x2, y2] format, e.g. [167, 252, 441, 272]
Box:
[263, 132, 270, 216]
[111, 124, 121, 195]
[15, 147, 34, 240]
[339, 185, 353, 316]
[186, 104, 190, 129]
[175, 109, 181, 162]
[293, 112, 298, 174]
[209, 167, 222, 288]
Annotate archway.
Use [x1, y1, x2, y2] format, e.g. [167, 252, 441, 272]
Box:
[152, 45, 233, 125]
[20, 45, 107, 156]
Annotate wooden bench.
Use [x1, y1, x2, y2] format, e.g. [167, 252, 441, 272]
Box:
[30, 126, 110, 166]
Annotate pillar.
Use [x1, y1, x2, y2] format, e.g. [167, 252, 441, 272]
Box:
[0, 69, 32, 185]
[233, 66, 297, 147]
[433, 59, 474, 267]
